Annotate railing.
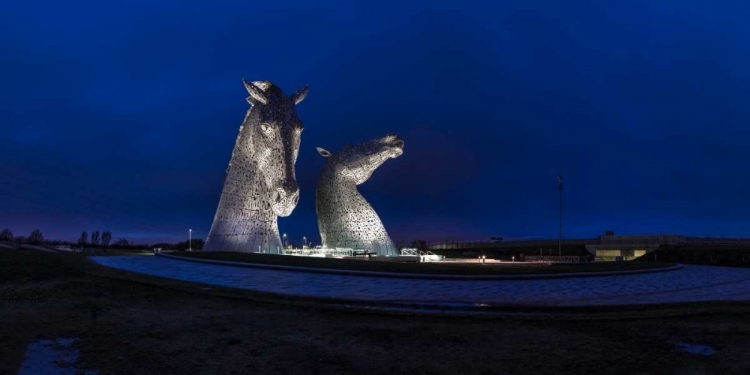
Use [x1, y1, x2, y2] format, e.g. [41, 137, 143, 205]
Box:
[427, 239, 598, 250]
[285, 248, 356, 257]
[525, 256, 587, 263]
[401, 248, 440, 256]
[683, 237, 750, 245]
[427, 238, 596, 246]
[428, 236, 750, 249]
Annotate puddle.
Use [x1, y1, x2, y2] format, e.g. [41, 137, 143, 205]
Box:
[17, 338, 98, 375]
[676, 342, 717, 356]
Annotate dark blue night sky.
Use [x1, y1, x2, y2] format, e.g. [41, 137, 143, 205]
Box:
[1, 1, 749, 246]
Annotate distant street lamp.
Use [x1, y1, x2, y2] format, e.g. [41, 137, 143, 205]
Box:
[558, 174, 563, 257]
[283, 233, 287, 248]
[189, 229, 192, 251]
[302, 236, 307, 248]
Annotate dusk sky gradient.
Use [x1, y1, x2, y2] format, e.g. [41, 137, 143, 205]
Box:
[1, 1, 750, 245]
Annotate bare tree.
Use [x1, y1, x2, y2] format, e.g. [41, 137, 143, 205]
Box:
[411, 240, 428, 250]
[0, 228, 12, 242]
[91, 231, 100, 246]
[29, 229, 44, 244]
[708, 248, 722, 265]
[78, 231, 88, 246]
[192, 238, 205, 250]
[115, 238, 130, 246]
[101, 231, 112, 247]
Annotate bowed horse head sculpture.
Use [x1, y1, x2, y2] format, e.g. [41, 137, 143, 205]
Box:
[204, 80, 308, 253]
[243, 79, 308, 216]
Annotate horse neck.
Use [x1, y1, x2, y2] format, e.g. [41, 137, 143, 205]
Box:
[224, 134, 275, 221]
[318, 166, 369, 208]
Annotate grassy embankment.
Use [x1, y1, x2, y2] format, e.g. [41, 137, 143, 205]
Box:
[165, 251, 675, 275]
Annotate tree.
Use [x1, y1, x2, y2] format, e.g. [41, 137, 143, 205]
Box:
[115, 238, 130, 246]
[78, 231, 88, 246]
[411, 240, 428, 250]
[91, 231, 100, 245]
[192, 238, 205, 250]
[175, 238, 204, 250]
[101, 231, 112, 247]
[0, 229, 12, 242]
[28, 229, 44, 244]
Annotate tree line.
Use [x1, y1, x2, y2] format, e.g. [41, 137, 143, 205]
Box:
[1, 228, 44, 244]
[0, 227, 203, 250]
[77, 230, 114, 246]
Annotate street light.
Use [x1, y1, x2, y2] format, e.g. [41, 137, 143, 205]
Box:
[558, 173, 563, 257]
[189, 229, 192, 251]
[302, 236, 307, 248]
[283, 233, 287, 248]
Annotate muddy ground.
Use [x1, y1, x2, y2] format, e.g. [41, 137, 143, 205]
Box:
[2, 248, 750, 374]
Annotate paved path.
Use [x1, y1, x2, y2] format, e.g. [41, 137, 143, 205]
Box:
[90, 256, 750, 307]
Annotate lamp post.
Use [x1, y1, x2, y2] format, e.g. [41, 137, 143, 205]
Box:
[189, 229, 192, 251]
[283, 233, 287, 248]
[302, 236, 307, 248]
[558, 174, 563, 257]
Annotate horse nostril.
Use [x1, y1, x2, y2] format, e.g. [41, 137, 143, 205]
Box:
[275, 188, 286, 203]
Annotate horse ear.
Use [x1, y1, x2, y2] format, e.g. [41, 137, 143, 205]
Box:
[243, 79, 268, 105]
[290, 85, 309, 105]
[316, 147, 331, 157]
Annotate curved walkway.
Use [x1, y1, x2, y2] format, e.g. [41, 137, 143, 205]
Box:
[89, 255, 750, 308]
[154, 253, 681, 280]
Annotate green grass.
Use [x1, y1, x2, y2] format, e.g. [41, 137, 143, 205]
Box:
[164, 251, 675, 275]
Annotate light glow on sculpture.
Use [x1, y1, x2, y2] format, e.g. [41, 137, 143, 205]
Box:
[203, 79, 308, 253]
[315, 134, 404, 256]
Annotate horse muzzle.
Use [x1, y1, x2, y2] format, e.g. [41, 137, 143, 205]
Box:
[271, 185, 300, 217]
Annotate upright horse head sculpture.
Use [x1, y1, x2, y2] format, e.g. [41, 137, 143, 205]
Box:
[315, 134, 404, 256]
[204, 80, 308, 253]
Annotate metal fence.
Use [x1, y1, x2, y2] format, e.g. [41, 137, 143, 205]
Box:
[524, 256, 587, 263]
[284, 248, 357, 257]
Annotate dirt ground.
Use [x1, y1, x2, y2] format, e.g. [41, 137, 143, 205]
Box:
[2, 248, 750, 374]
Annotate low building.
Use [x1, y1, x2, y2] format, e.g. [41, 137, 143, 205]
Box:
[427, 232, 750, 261]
